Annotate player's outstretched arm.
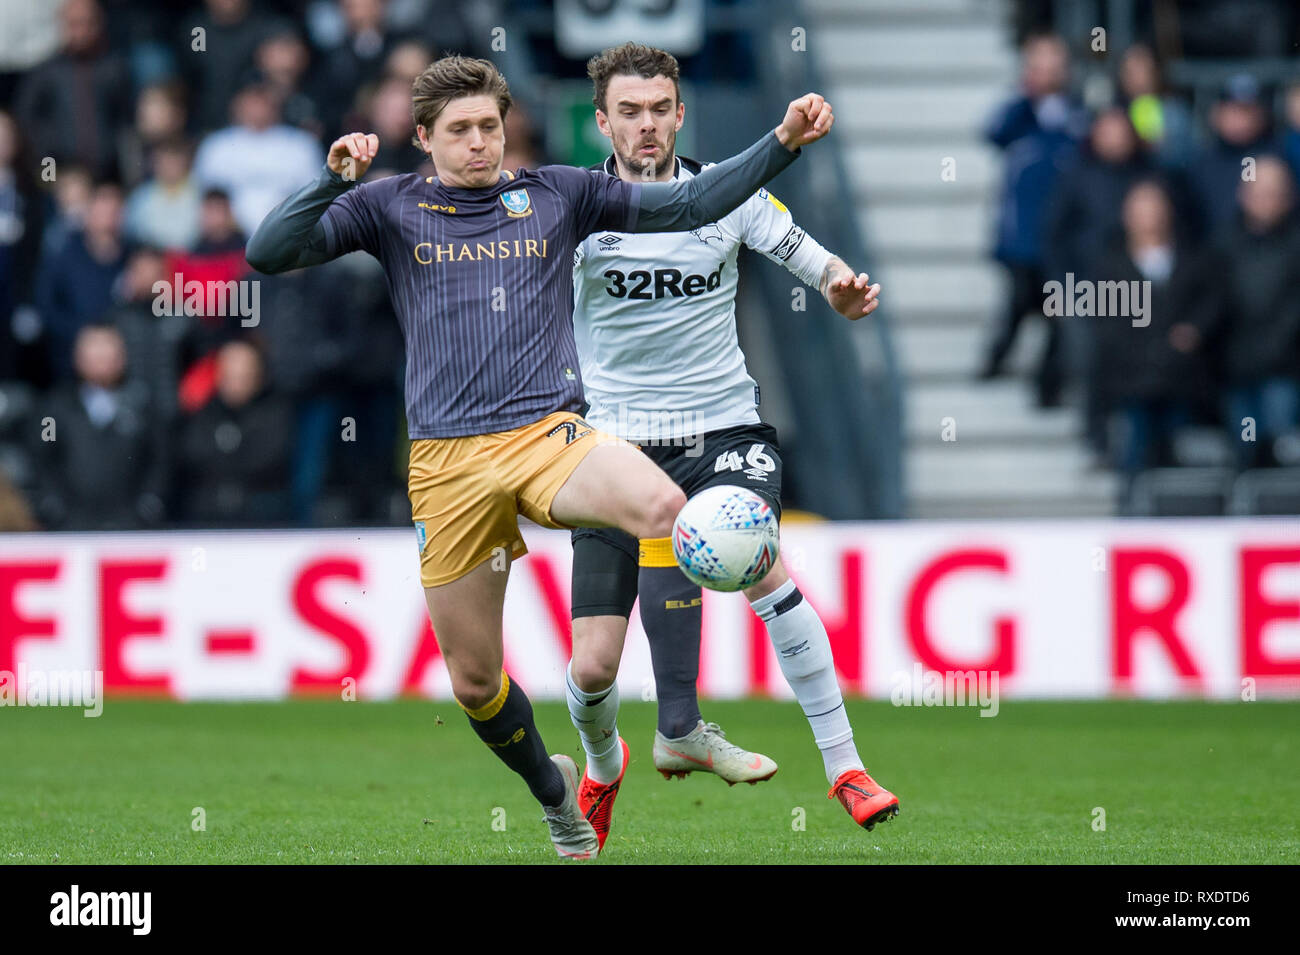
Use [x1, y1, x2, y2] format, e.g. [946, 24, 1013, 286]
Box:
[820, 256, 881, 321]
[634, 93, 833, 233]
[245, 133, 378, 274]
[739, 183, 879, 322]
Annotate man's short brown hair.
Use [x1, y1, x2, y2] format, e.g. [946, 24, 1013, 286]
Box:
[587, 42, 681, 112]
[410, 55, 512, 146]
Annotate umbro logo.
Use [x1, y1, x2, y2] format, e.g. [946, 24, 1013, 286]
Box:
[771, 225, 805, 261]
[597, 234, 622, 246]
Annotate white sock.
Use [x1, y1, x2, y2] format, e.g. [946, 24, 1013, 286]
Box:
[565, 662, 624, 784]
[750, 579, 865, 785]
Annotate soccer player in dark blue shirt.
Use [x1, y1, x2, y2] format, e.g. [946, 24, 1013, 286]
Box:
[246, 55, 834, 859]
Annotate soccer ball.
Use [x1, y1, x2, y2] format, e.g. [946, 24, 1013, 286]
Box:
[671, 485, 779, 592]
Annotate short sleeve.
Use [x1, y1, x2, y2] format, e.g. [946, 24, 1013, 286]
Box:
[543, 165, 639, 238]
[741, 186, 833, 288]
[320, 182, 382, 258]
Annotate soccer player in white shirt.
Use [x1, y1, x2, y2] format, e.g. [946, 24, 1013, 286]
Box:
[565, 43, 899, 850]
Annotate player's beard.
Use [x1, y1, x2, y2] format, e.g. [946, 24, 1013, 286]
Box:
[618, 125, 677, 179]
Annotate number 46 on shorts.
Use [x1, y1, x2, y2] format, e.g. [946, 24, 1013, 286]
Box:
[715, 443, 776, 482]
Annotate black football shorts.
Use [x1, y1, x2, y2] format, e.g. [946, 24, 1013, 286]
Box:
[570, 422, 783, 619]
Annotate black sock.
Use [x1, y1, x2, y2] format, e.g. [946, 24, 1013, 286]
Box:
[462, 671, 565, 807]
[638, 561, 704, 739]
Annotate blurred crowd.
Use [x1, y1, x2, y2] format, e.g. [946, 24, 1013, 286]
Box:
[0, 0, 552, 530]
[3, 0, 1297, 530]
[982, 32, 1300, 502]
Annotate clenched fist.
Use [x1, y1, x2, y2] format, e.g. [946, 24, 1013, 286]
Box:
[328, 132, 380, 181]
[775, 94, 834, 150]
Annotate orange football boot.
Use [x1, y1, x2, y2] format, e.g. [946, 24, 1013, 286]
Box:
[828, 769, 900, 831]
[577, 738, 630, 852]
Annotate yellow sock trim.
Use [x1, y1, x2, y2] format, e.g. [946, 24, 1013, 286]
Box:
[639, 536, 677, 568]
[460, 670, 510, 721]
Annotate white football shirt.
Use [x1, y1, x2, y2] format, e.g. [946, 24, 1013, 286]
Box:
[572, 155, 834, 441]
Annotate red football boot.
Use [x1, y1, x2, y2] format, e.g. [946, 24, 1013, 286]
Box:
[828, 769, 900, 831]
[576, 738, 630, 852]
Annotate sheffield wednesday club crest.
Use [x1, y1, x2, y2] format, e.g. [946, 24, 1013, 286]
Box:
[500, 189, 532, 218]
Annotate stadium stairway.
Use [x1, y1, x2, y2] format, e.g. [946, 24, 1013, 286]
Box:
[805, 0, 1119, 516]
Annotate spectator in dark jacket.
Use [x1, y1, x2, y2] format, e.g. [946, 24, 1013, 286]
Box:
[254, 28, 325, 139]
[13, 162, 93, 391]
[261, 251, 403, 525]
[979, 33, 1087, 406]
[1184, 74, 1283, 240]
[32, 323, 167, 529]
[178, 338, 293, 525]
[1046, 107, 1156, 280]
[36, 162, 92, 262]
[180, 0, 286, 133]
[311, 0, 398, 141]
[1210, 155, 1300, 468]
[106, 245, 191, 425]
[13, 0, 132, 180]
[1094, 180, 1218, 482]
[34, 179, 127, 381]
[0, 109, 47, 387]
[257, 263, 348, 525]
[1046, 106, 1156, 448]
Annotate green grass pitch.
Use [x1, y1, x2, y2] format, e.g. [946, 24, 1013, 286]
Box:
[2, 699, 1297, 864]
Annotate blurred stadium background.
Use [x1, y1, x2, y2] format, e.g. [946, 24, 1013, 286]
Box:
[0, 0, 1297, 705]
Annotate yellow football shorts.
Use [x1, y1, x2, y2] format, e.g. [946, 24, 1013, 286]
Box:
[407, 411, 622, 587]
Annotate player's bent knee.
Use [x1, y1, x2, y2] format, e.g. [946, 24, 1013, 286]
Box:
[571, 617, 624, 691]
[642, 484, 686, 539]
[450, 670, 503, 711]
[570, 654, 618, 694]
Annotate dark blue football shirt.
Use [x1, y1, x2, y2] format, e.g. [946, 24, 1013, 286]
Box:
[319, 167, 638, 438]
